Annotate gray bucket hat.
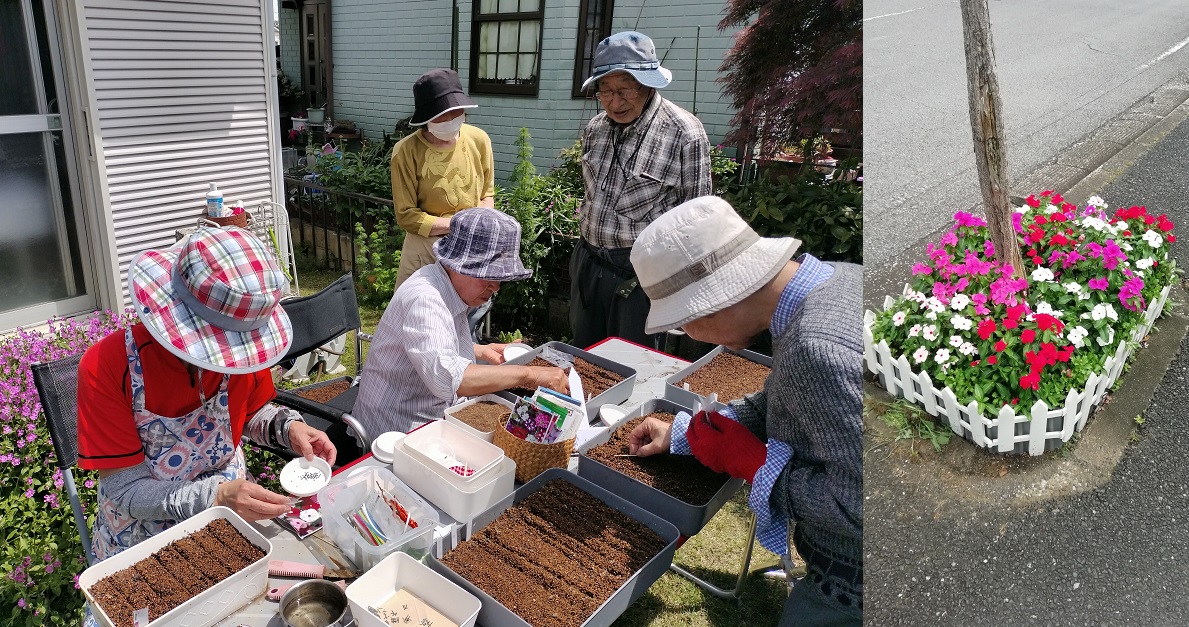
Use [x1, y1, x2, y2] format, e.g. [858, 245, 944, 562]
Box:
[433, 208, 532, 281]
[581, 31, 673, 92]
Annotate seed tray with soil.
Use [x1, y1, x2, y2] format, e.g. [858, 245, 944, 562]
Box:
[451, 400, 511, 433]
[577, 398, 746, 537]
[430, 470, 679, 627]
[292, 377, 353, 404]
[499, 342, 637, 420]
[85, 517, 266, 627]
[665, 346, 772, 411]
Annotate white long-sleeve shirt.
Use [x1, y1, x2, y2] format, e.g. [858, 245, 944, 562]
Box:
[354, 262, 474, 434]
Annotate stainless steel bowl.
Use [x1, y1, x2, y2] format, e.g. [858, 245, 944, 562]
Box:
[278, 579, 354, 627]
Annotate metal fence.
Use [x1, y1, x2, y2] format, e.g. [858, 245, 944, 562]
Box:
[283, 176, 396, 272]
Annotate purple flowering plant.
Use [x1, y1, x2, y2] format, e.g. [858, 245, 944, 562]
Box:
[870, 192, 1177, 412]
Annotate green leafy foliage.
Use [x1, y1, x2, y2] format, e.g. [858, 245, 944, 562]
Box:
[719, 162, 863, 263]
[493, 129, 554, 330]
[353, 220, 404, 309]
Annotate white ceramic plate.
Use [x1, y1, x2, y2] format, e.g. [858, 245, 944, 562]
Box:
[371, 431, 404, 464]
[280, 457, 332, 498]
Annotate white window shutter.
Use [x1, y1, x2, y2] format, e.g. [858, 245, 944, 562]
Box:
[80, 0, 281, 303]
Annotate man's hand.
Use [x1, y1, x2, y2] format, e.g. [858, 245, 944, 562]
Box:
[525, 366, 569, 395]
[686, 411, 767, 482]
[474, 343, 507, 365]
[214, 479, 292, 521]
[287, 421, 337, 466]
[428, 215, 452, 236]
[629, 417, 673, 456]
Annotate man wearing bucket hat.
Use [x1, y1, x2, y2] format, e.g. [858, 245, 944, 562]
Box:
[354, 207, 569, 434]
[570, 31, 712, 350]
[626, 197, 862, 626]
[390, 68, 495, 291]
[76, 226, 337, 563]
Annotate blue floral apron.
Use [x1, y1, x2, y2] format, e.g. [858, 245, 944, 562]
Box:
[90, 328, 247, 561]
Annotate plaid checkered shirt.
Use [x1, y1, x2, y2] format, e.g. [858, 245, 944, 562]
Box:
[578, 94, 712, 249]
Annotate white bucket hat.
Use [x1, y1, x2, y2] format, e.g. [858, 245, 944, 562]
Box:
[630, 196, 801, 334]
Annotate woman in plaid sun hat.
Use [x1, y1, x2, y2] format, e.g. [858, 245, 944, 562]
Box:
[76, 226, 336, 564]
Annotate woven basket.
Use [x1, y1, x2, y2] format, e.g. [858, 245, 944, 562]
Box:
[204, 212, 248, 229]
[493, 427, 574, 483]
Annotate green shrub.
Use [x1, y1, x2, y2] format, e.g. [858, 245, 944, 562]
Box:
[493, 129, 553, 330]
[353, 219, 404, 309]
[719, 161, 863, 263]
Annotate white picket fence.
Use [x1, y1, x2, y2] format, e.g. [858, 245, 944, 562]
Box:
[864, 285, 1171, 455]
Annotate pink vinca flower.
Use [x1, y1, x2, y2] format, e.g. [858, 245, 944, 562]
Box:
[1102, 240, 1127, 270]
[1088, 277, 1109, 291]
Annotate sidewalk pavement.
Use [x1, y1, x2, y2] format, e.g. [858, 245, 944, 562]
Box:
[865, 96, 1189, 624]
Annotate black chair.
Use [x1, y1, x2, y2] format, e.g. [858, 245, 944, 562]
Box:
[32, 352, 96, 566]
[271, 273, 371, 467]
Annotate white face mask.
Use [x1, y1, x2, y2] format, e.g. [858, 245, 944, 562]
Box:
[427, 114, 465, 141]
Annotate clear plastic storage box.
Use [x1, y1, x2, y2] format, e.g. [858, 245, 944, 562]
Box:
[318, 466, 440, 570]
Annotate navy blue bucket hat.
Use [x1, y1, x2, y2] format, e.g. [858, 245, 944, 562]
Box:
[433, 208, 532, 281]
[581, 31, 673, 92]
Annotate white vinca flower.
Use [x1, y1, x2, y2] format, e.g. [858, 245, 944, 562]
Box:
[1088, 196, 1107, 209]
[1136, 258, 1155, 270]
[1121, 243, 1133, 253]
[959, 342, 977, 356]
[935, 348, 951, 363]
[892, 311, 908, 326]
[1143, 230, 1164, 248]
[1091, 304, 1108, 321]
[950, 294, 971, 311]
[1063, 282, 1082, 294]
[1097, 326, 1116, 347]
[908, 324, 922, 337]
[949, 335, 963, 348]
[951, 315, 973, 331]
[913, 347, 930, 364]
[1081, 217, 1109, 232]
[1031, 267, 1056, 283]
[1067, 325, 1089, 348]
[1105, 304, 1118, 321]
[922, 325, 938, 341]
[925, 311, 938, 320]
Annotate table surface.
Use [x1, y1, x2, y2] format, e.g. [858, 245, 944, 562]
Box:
[216, 338, 688, 625]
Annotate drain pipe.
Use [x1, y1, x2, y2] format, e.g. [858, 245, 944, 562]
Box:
[451, 0, 459, 71]
[693, 25, 700, 115]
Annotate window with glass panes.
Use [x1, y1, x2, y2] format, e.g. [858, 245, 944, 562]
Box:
[470, 0, 544, 95]
[571, 0, 614, 97]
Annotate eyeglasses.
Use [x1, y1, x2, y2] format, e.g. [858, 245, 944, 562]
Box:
[594, 87, 642, 102]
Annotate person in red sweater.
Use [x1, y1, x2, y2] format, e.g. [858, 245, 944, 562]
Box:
[77, 226, 335, 561]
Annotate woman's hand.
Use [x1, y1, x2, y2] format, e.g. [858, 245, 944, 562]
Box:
[629, 417, 673, 456]
[429, 215, 453, 236]
[214, 479, 292, 521]
[288, 421, 337, 466]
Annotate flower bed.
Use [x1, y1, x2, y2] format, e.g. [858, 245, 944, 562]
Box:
[866, 193, 1177, 455]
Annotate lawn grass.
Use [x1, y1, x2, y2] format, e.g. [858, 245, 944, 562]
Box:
[291, 266, 788, 626]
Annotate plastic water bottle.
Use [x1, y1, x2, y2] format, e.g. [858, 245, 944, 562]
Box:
[206, 183, 224, 218]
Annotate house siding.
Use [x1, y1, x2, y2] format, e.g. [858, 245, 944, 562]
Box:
[279, 6, 303, 102]
[326, 0, 737, 183]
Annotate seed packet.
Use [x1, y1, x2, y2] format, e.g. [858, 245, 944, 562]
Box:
[274, 494, 323, 539]
[505, 397, 560, 443]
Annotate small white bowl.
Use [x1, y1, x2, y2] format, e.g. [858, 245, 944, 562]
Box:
[502, 343, 532, 361]
[599, 405, 627, 427]
[371, 431, 404, 464]
[280, 456, 332, 498]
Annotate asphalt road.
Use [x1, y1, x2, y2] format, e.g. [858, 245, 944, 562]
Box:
[864, 0, 1189, 270]
[865, 113, 1189, 626]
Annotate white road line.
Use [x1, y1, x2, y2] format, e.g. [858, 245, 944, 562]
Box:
[864, 7, 924, 22]
[1135, 35, 1189, 72]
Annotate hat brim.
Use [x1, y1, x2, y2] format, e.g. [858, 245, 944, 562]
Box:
[410, 92, 478, 126]
[129, 247, 293, 375]
[643, 237, 801, 335]
[436, 254, 533, 282]
[581, 66, 673, 92]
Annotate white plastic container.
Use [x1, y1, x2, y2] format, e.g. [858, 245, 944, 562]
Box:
[205, 182, 223, 218]
[318, 466, 439, 570]
[444, 394, 514, 443]
[347, 552, 481, 627]
[404, 420, 505, 483]
[391, 437, 516, 525]
[79, 507, 271, 627]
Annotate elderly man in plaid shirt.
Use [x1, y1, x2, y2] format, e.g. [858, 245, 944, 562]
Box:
[570, 31, 712, 350]
[354, 207, 569, 434]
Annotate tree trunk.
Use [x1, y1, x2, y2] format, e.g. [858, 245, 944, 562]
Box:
[960, 0, 1023, 277]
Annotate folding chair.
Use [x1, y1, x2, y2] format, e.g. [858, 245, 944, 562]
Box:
[31, 352, 96, 566]
[271, 273, 371, 467]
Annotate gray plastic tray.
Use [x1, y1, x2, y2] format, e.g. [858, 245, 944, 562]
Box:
[428, 469, 679, 627]
[498, 341, 637, 423]
[664, 345, 773, 411]
[577, 398, 745, 537]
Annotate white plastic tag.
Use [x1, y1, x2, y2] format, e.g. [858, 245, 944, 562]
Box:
[132, 608, 149, 627]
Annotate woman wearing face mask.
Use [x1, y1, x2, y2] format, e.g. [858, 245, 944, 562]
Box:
[389, 68, 496, 290]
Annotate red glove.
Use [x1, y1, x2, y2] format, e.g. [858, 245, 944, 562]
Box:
[686, 411, 767, 482]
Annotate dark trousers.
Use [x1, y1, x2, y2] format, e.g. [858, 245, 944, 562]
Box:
[569, 239, 664, 351]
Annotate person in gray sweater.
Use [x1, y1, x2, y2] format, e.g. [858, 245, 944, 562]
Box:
[628, 196, 862, 626]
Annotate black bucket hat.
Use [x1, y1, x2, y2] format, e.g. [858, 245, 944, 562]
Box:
[410, 68, 478, 126]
